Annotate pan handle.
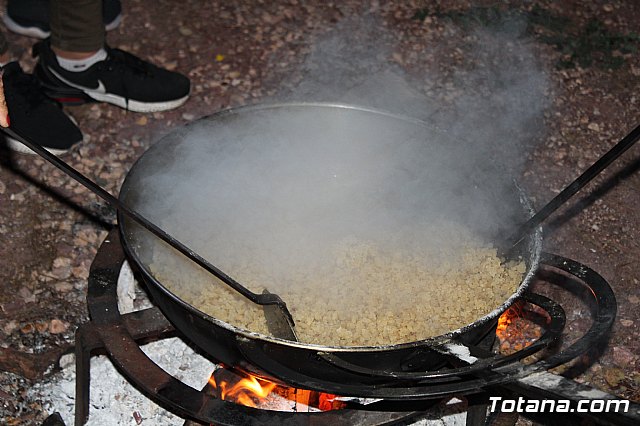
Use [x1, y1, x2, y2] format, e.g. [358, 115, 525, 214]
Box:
[1, 126, 295, 326]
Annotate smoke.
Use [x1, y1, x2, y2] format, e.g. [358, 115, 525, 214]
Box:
[122, 11, 551, 295]
[262, 11, 551, 240]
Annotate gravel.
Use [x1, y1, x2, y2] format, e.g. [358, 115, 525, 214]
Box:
[1, 0, 639, 423]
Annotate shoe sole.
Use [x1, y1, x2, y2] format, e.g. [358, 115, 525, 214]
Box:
[88, 91, 190, 112]
[4, 135, 71, 156]
[105, 14, 122, 32]
[2, 13, 122, 39]
[36, 59, 190, 112]
[2, 14, 49, 39]
[3, 114, 81, 155]
[41, 78, 190, 112]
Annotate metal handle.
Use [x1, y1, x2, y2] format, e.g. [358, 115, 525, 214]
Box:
[505, 122, 640, 252]
[1, 126, 294, 325]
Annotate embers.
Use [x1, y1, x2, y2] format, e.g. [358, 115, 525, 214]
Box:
[71, 230, 640, 426]
[496, 300, 547, 354]
[207, 366, 347, 412]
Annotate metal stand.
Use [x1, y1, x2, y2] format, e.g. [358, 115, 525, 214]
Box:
[73, 229, 639, 426]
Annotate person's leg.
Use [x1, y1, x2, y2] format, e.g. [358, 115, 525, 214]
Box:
[3, 0, 121, 40]
[50, 0, 104, 55]
[34, 0, 190, 112]
[0, 31, 10, 64]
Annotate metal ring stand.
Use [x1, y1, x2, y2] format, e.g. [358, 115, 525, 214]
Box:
[74, 229, 637, 426]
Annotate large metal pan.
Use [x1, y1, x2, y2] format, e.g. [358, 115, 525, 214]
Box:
[118, 103, 542, 392]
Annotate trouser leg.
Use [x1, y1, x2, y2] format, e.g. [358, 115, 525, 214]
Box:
[0, 31, 9, 56]
[50, 0, 104, 52]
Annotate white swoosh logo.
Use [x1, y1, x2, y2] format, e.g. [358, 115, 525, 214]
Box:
[48, 67, 107, 94]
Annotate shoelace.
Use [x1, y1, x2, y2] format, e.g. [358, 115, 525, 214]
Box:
[102, 47, 154, 110]
[103, 47, 154, 77]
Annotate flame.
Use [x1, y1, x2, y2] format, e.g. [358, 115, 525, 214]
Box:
[208, 371, 276, 408]
[318, 393, 337, 411]
[207, 366, 346, 411]
[497, 301, 527, 337]
[496, 301, 544, 354]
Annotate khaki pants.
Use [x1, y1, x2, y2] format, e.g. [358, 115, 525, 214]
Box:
[1, 0, 105, 55]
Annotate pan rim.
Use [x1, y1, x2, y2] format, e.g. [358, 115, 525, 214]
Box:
[119, 101, 543, 352]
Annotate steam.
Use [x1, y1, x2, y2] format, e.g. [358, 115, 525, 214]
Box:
[262, 12, 551, 241]
[123, 11, 550, 293]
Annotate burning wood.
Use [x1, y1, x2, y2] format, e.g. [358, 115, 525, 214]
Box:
[496, 301, 545, 355]
[207, 366, 346, 412]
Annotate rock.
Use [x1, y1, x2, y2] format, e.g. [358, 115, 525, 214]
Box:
[51, 257, 72, 280]
[178, 27, 193, 36]
[17, 287, 36, 304]
[52, 257, 71, 269]
[2, 320, 18, 335]
[620, 319, 633, 327]
[164, 61, 178, 71]
[49, 319, 69, 334]
[0, 300, 26, 316]
[20, 323, 35, 334]
[53, 282, 74, 293]
[0, 347, 66, 379]
[603, 367, 625, 387]
[136, 116, 148, 126]
[612, 347, 636, 366]
[59, 353, 74, 369]
[35, 322, 48, 333]
[72, 266, 89, 280]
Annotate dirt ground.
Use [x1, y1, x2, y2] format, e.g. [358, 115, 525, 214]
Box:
[0, 0, 638, 424]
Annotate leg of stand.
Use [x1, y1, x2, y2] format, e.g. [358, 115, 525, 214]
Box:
[74, 324, 103, 426]
[42, 413, 66, 426]
[466, 394, 489, 426]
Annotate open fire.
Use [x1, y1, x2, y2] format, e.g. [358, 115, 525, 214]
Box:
[496, 300, 544, 355]
[53, 231, 632, 426]
[207, 366, 347, 412]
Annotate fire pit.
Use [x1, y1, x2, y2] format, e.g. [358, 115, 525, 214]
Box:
[66, 228, 640, 425]
[117, 103, 546, 387]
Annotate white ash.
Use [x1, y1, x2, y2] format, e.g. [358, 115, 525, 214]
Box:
[30, 337, 213, 426]
[412, 398, 468, 426]
[443, 343, 479, 364]
[29, 263, 213, 425]
[31, 335, 469, 425]
[30, 263, 470, 425]
[117, 260, 155, 313]
[116, 261, 137, 313]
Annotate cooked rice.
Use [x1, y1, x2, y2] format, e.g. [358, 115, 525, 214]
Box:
[148, 237, 524, 347]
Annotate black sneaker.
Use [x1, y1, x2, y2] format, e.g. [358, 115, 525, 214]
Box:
[3, 0, 122, 39]
[2, 62, 82, 155]
[34, 40, 191, 112]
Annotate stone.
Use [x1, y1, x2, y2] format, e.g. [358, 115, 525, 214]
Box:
[603, 367, 625, 387]
[49, 319, 68, 335]
[612, 347, 636, 366]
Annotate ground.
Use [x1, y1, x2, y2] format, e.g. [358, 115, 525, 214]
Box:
[0, 0, 638, 424]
